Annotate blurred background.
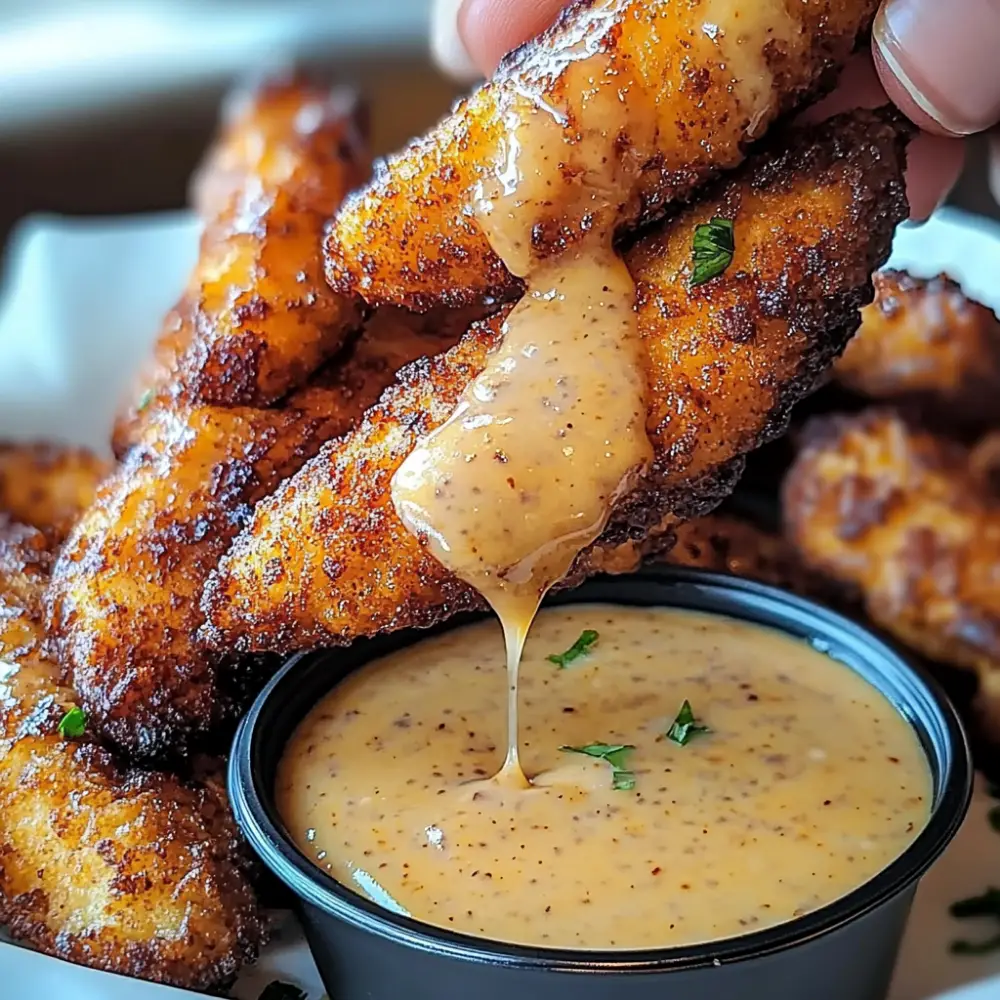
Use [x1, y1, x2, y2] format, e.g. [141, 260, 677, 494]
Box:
[0, 0, 993, 255]
[0, 0, 461, 251]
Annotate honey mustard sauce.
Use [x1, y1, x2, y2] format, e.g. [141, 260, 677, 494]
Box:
[277, 606, 932, 950]
[390, 65, 653, 785]
[389, 1, 806, 782]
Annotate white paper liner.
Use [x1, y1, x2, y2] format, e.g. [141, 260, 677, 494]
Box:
[0, 207, 998, 999]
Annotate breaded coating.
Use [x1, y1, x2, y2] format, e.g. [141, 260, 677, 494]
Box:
[114, 72, 369, 453]
[835, 271, 1000, 430]
[201, 111, 910, 655]
[0, 523, 265, 990]
[782, 410, 1000, 741]
[49, 317, 454, 759]
[325, 0, 878, 312]
[0, 443, 110, 540]
[665, 514, 821, 596]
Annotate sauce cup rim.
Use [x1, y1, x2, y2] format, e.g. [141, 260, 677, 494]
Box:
[228, 566, 973, 972]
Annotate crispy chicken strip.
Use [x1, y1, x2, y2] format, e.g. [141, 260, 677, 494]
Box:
[834, 271, 1000, 430]
[202, 110, 910, 655]
[325, 0, 878, 312]
[114, 73, 368, 454]
[0, 443, 110, 540]
[49, 316, 455, 759]
[0, 520, 265, 990]
[782, 409, 1000, 741]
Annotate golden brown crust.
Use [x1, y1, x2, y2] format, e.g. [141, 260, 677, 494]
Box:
[835, 270, 1000, 430]
[201, 111, 910, 655]
[0, 528, 265, 990]
[113, 73, 370, 455]
[49, 316, 455, 759]
[782, 409, 1000, 740]
[0, 443, 110, 540]
[324, 0, 878, 312]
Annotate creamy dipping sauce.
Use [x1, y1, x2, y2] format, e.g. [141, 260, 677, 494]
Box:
[277, 605, 932, 950]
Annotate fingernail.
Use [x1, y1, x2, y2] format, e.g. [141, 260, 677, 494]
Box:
[430, 0, 481, 83]
[875, 0, 1000, 136]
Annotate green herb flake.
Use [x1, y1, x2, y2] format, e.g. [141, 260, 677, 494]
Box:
[547, 629, 599, 669]
[690, 217, 735, 288]
[258, 981, 308, 1000]
[666, 700, 710, 746]
[57, 706, 87, 739]
[949, 887, 1000, 956]
[560, 742, 636, 791]
[137, 388, 154, 413]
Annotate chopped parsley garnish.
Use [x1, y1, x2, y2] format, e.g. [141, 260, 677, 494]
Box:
[547, 629, 599, 669]
[560, 742, 636, 790]
[258, 982, 308, 1000]
[690, 217, 735, 288]
[137, 388, 154, 412]
[57, 706, 87, 739]
[666, 700, 710, 746]
[949, 888, 1000, 956]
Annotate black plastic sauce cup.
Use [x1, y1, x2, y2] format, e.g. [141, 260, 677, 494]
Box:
[229, 567, 973, 1000]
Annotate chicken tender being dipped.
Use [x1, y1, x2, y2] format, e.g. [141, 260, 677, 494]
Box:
[326, 0, 879, 312]
[201, 111, 911, 656]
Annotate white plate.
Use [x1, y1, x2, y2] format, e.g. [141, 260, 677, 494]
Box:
[0, 207, 998, 998]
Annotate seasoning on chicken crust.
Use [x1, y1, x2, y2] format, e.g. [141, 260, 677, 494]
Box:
[325, 0, 878, 312]
[114, 72, 369, 452]
[0, 443, 110, 540]
[200, 110, 910, 656]
[834, 271, 1000, 430]
[50, 314, 456, 760]
[782, 409, 1000, 741]
[0, 520, 265, 990]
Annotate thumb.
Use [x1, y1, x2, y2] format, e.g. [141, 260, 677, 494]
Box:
[874, 0, 1000, 136]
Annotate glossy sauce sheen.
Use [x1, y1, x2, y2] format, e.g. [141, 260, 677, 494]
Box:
[278, 606, 931, 950]
[388, 1, 805, 779]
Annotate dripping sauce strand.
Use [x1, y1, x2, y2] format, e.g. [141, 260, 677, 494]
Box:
[390, 5, 796, 785]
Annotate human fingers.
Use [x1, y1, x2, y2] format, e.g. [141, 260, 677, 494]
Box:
[804, 53, 966, 219]
[431, 0, 564, 79]
[874, 0, 1000, 137]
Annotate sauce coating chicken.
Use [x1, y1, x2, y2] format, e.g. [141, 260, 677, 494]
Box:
[325, 0, 879, 312]
[200, 111, 910, 656]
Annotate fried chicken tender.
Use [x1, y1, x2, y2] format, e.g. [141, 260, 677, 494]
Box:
[834, 271, 1000, 430]
[782, 409, 1000, 740]
[114, 73, 369, 455]
[0, 521, 265, 990]
[0, 443, 110, 540]
[325, 0, 878, 312]
[201, 110, 910, 655]
[49, 314, 455, 759]
[665, 514, 821, 596]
